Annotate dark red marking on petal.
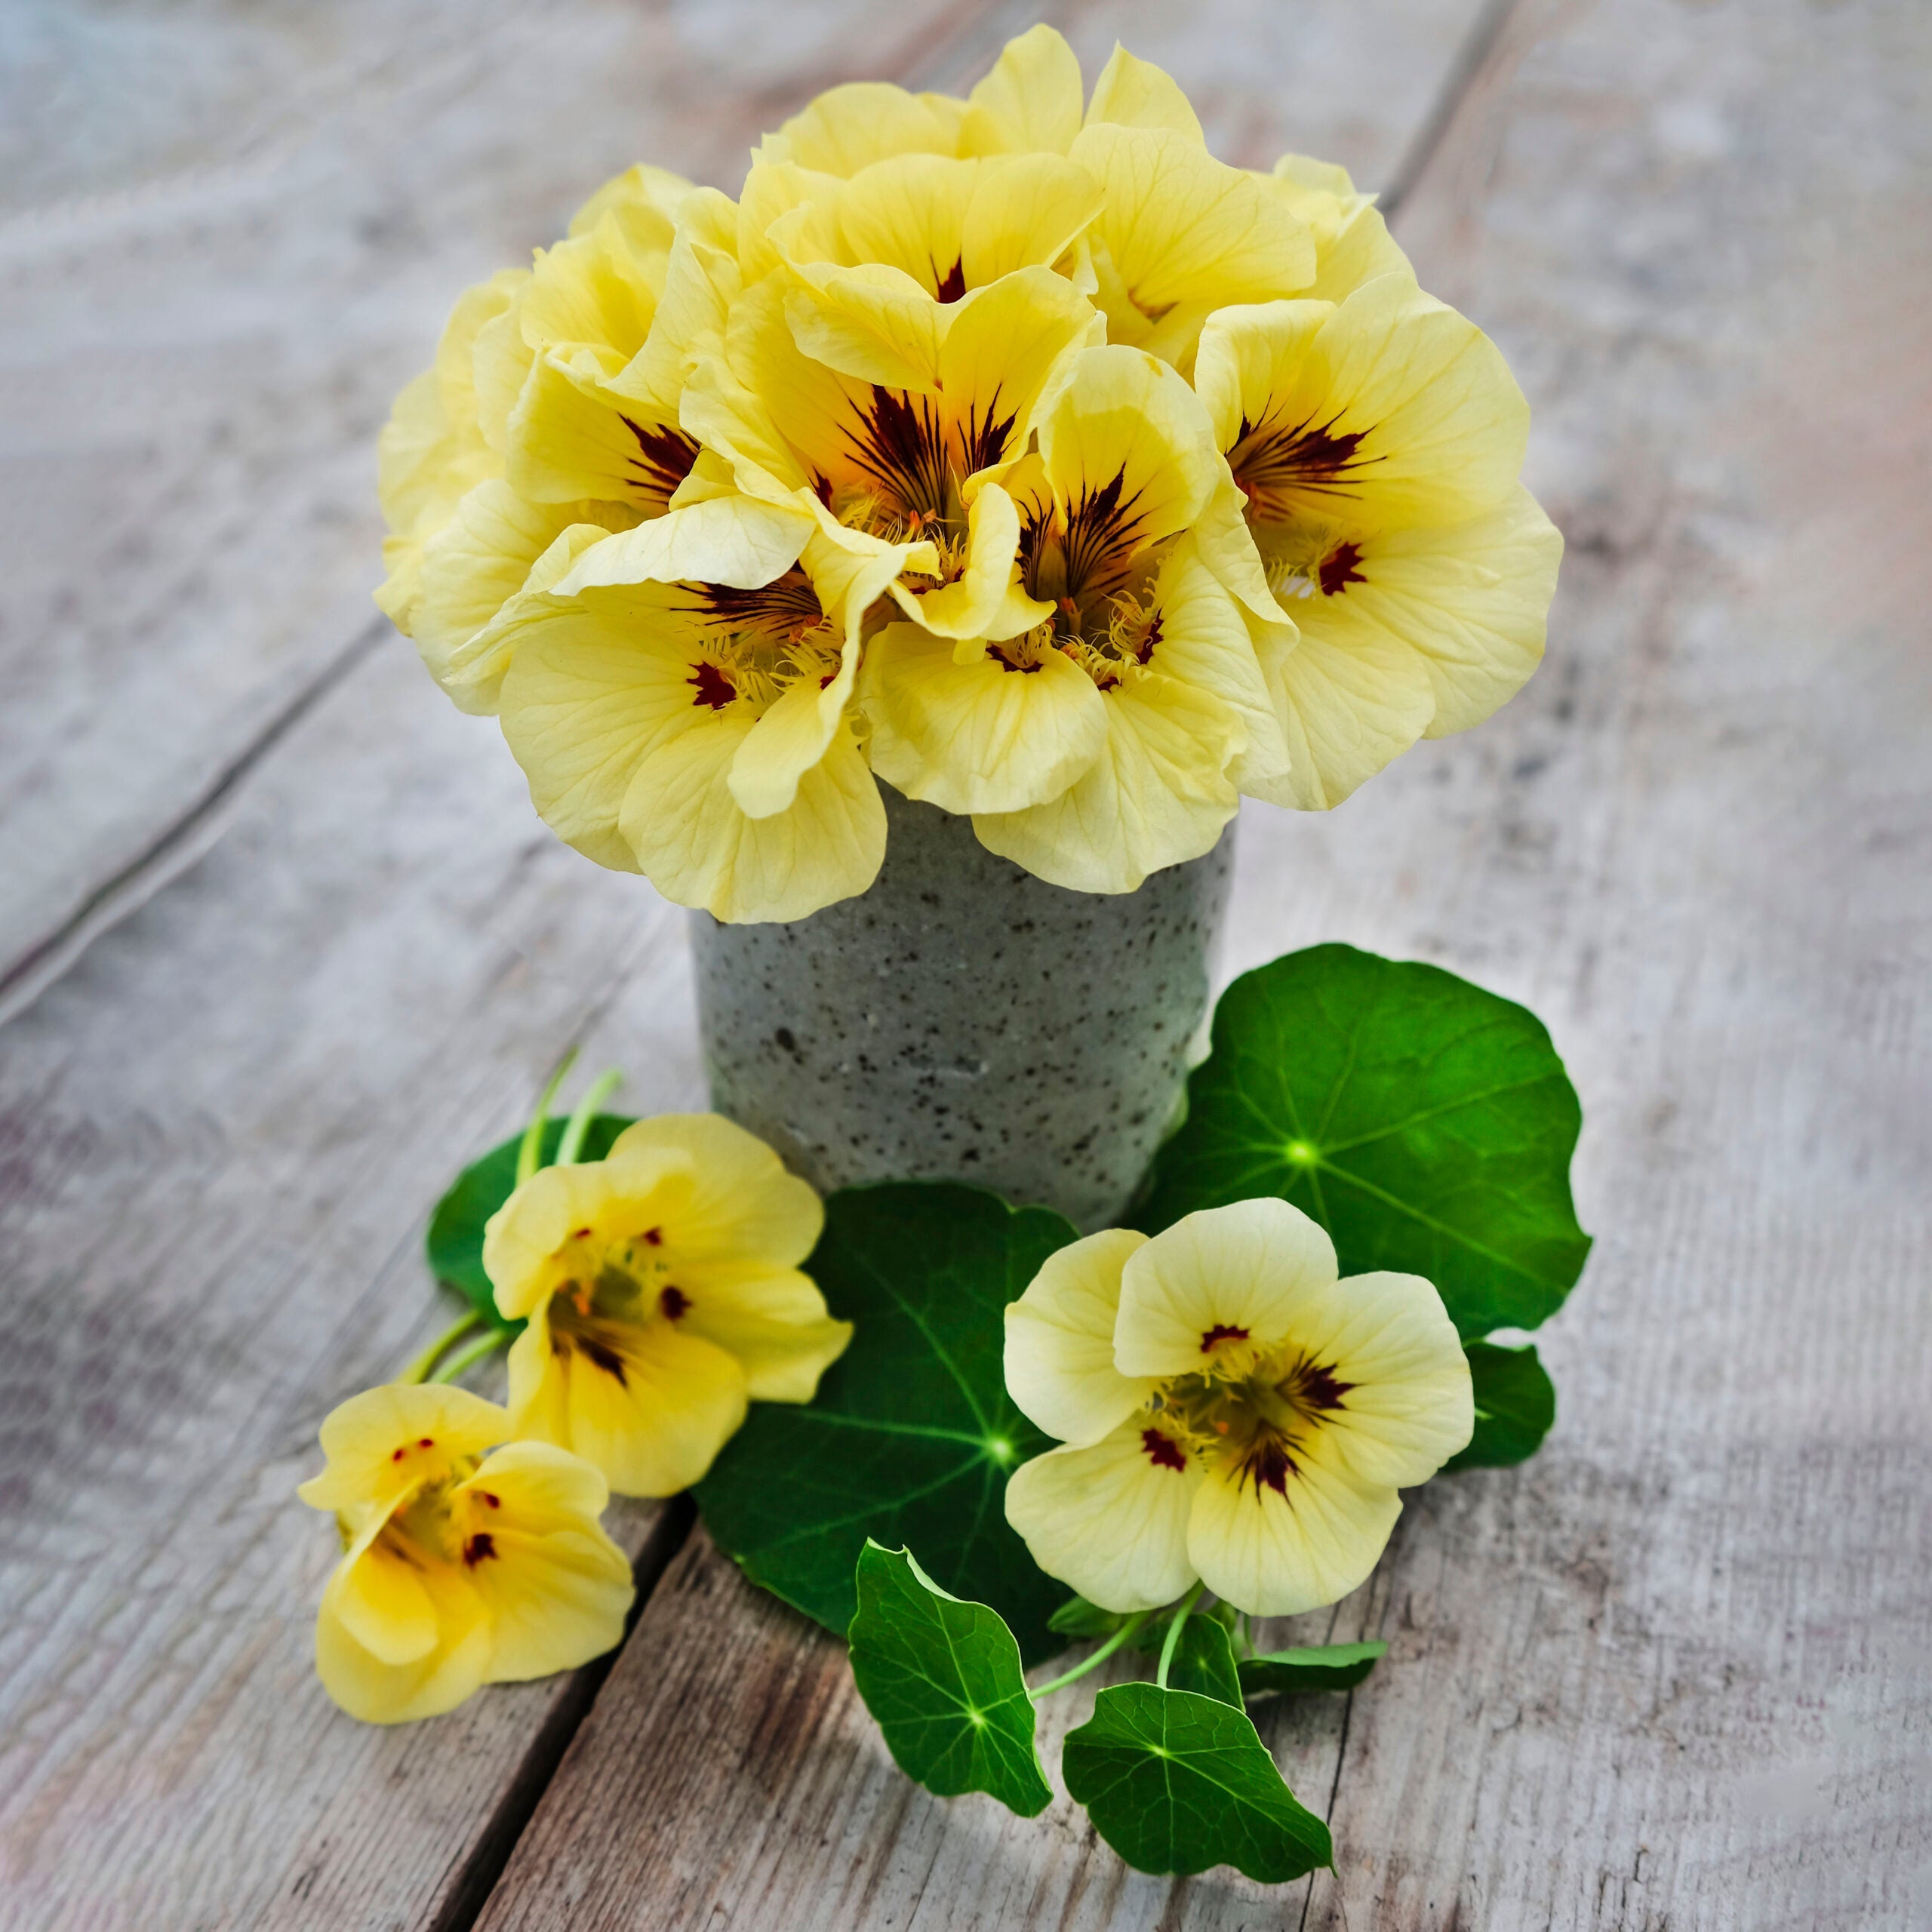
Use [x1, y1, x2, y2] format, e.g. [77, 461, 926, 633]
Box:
[1294, 1361, 1355, 1411]
[688, 660, 736, 710]
[463, 1533, 497, 1567]
[1132, 611, 1162, 666]
[1240, 1432, 1296, 1499]
[478, 1491, 500, 1509]
[934, 257, 967, 302]
[578, 1336, 629, 1386]
[643, 1226, 663, 1246]
[1318, 540, 1367, 597]
[418, 1438, 435, 1448]
[1200, 1324, 1251, 1352]
[1141, 1427, 1189, 1472]
[619, 417, 700, 506]
[391, 1447, 407, 1461]
[659, 1286, 691, 1321]
[986, 641, 1043, 674]
[573, 1227, 592, 1240]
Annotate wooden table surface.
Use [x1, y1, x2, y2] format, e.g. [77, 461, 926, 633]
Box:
[2, 2, 1927, 1927]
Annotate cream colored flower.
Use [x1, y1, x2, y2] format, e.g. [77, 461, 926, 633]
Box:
[298, 1383, 632, 1724]
[1003, 1201, 1472, 1617]
[485, 1114, 849, 1496]
[1193, 275, 1563, 808]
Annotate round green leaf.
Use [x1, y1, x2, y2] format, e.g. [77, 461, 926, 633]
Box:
[696, 1182, 1077, 1663]
[848, 1543, 1051, 1817]
[1238, 1641, 1386, 1699]
[1136, 945, 1591, 1337]
[1063, 1682, 1333, 1882]
[1444, 1340, 1556, 1470]
[423, 1114, 635, 1328]
[1164, 1616, 1243, 1707]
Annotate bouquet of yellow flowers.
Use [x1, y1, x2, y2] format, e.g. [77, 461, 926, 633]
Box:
[377, 26, 1559, 921]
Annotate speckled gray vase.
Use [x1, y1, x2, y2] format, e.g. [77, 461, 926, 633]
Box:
[688, 783, 1234, 1230]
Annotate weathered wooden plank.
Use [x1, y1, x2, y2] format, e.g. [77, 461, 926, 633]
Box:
[467, 1, 1932, 1928]
[0, 0, 1491, 1011]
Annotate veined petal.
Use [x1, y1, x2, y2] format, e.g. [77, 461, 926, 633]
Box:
[1003, 1227, 1154, 1447]
[1084, 44, 1204, 142]
[1035, 344, 1222, 549]
[483, 1155, 686, 1322]
[1192, 299, 1334, 458]
[669, 1267, 851, 1402]
[620, 711, 885, 922]
[1192, 469, 1291, 626]
[555, 493, 815, 594]
[506, 353, 696, 510]
[497, 583, 717, 872]
[1266, 1271, 1472, 1489]
[1114, 1199, 1340, 1379]
[322, 1520, 438, 1667]
[783, 264, 947, 394]
[1259, 155, 1414, 305]
[1242, 594, 1438, 811]
[888, 483, 1037, 639]
[960, 23, 1084, 155]
[567, 161, 693, 242]
[315, 1548, 491, 1724]
[1146, 539, 1291, 792]
[452, 1441, 632, 1681]
[761, 82, 964, 178]
[1004, 1420, 1201, 1614]
[1070, 125, 1313, 316]
[608, 1112, 823, 1269]
[860, 620, 1106, 815]
[972, 670, 1239, 894]
[1186, 1447, 1399, 1617]
[549, 1318, 749, 1497]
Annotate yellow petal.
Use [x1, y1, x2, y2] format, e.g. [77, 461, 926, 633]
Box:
[483, 1155, 687, 1322]
[555, 493, 815, 595]
[1112, 1198, 1340, 1380]
[669, 1268, 851, 1402]
[506, 354, 695, 510]
[1186, 1447, 1400, 1617]
[1145, 539, 1291, 792]
[568, 161, 693, 242]
[762, 82, 962, 177]
[297, 1382, 509, 1515]
[315, 1552, 491, 1724]
[560, 1320, 749, 1497]
[1035, 344, 1222, 551]
[1004, 1420, 1201, 1614]
[1264, 1271, 1473, 1489]
[1192, 468, 1291, 626]
[1084, 44, 1204, 143]
[960, 24, 1085, 155]
[1070, 125, 1313, 317]
[609, 1112, 823, 1269]
[620, 710, 885, 922]
[495, 583, 718, 872]
[1243, 592, 1438, 811]
[1259, 155, 1415, 306]
[1003, 1228, 1154, 1447]
[860, 620, 1106, 815]
[322, 1515, 438, 1666]
[1192, 298, 1334, 458]
[454, 1441, 634, 1681]
[972, 671, 1239, 894]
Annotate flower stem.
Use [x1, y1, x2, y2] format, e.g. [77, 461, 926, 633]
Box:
[429, 1327, 512, 1385]
[556, 1067, 623, 1166]
[1029, 1612, 1149, 1701]
[1155, 1581, 1208, 1690]
[515, 1048, 580, 1189]
[399, 1310, 481, 1385]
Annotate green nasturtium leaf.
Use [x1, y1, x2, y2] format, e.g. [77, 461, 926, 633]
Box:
[1063, 1683, 1333, 1882]
[1444, 1340, 1557, 1470]
[424, 1114, 635, 1329]
[847, 1543, 1052, 1817]
[1164, 1616, 1243, 1707]
[696, 1182, 1078, 1663]
[1136, 945, 1591, 1338]
[1238, 1642, 1387, 1699]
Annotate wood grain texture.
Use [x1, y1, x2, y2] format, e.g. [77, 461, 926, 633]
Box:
[468, 1, 1932, 1928]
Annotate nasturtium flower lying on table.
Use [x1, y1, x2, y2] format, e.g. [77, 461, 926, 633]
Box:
[376, 24, 1561, 922]
[485, 1112, 851, 1497]
[1002, 1198, 1472, 1614]
[299, 1383, 633, 1723]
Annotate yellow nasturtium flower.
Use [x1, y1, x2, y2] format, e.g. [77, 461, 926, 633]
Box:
[1256, 154, 1414, 306]
[299, 1383, 632, 1724]
[1194, 275, 1564, 808]
[866, 343, 1287, 891]
[485, 1114, 850, 1495]
[1002, 1201, 1472, 1617]
[495, 492, 922, 921]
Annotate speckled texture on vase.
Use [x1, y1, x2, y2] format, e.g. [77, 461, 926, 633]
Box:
[689, 782, 1234, 1231]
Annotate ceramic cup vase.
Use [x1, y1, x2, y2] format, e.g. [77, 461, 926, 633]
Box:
[690, 783, 1233, 1231]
